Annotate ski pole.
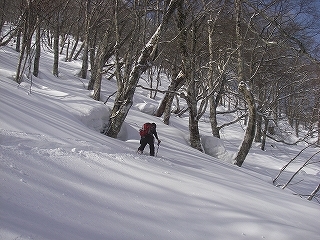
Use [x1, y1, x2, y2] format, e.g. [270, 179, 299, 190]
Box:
[155, 142, 160, 157]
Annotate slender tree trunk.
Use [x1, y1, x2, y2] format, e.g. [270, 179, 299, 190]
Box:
[80, 0, 91, 79]
[261, 117, 269, 151]
[176, 0, 202, 151]
[53, 18, 59, 77]
[68, 34, 79, 61]
[65, 38, 70, 62]
[234, 0, 257, 167]
[207, 17, 220, 138]
[0, 0, 6, 32]
[318, 109, 320, 146]
[15, 2, 31, 83]
[80, 41, 89, 78]
[235, 82, 256, 166]
[255, 109, 262, 142]
[156, 68, 184, 118]
[92, 70, 102, 101]
[317, 97, 320, 145]
[74, 41, 84, 60]
[90, 31, 97, 73]
[91, 39, 108, 100]
[158, 67, 178, 119]
[59, 34, 67, 54]
[33, 17, 41, 77]
[15, 1, 23, 52]
[15, 29, 21, 52]
[15, 34, 26, 83]
[162, 72, 185, 124]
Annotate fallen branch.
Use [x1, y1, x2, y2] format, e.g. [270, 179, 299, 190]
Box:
[308, 184, 320, 201]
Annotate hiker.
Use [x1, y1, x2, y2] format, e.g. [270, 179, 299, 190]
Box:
[138, 122, 161, 156]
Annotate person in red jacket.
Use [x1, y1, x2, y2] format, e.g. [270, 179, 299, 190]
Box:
[137, 123, 161, 156]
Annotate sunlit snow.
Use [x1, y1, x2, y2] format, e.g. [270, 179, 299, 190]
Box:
[0, 43, 319, 240]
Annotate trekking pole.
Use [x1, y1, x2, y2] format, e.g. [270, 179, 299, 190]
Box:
[155, 142, 160, 157]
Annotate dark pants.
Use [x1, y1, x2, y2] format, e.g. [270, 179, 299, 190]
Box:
[138, 136, 155, 156]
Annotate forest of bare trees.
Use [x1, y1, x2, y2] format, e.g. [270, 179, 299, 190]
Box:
[1, 0, 319, 166]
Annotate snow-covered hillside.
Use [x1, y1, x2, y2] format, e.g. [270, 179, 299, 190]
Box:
[1, 45, 319, 240]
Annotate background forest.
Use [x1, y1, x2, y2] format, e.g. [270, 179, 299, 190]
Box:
[1, 0, 319, 166]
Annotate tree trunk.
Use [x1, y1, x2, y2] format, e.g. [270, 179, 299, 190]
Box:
[162, 71, 185, 125]
[234, 82, 257, 166]
[207, 17, 220, 138]
[73, 41, 84, 60]
[15, 2, 32, 83]
[187, 95, 203, 151]
[53, 21, 59, 77]
[15, 34, 26, 83]
[156, 69, 184, 117]
[255, 110, 262, 142]
[90, 48, 103, 100]
[15, 1, 23, 52]
[91, 41, 108, 100]
[65, 38, 70, 62]
[80, 42, 89, 78]
[33, 17, 41, 77]
[318, 107, 320, 146]
[233, 0, 257, 167]
[176, 0, 202, 151]
[261, 117, 269, 151]
[15, 29, 21, 52]
[68, 34, 79, 61]
[0, 0, 5, 33]
[80, 0, 91, 79]
[163, 94, 174, 125]
[90, 31, 97, 73]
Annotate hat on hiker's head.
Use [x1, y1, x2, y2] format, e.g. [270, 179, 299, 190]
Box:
[152, 123, 156, 127]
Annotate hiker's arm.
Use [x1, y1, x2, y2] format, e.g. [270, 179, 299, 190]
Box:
[153, 131, 159, 140]
[154, 131, 161, 143]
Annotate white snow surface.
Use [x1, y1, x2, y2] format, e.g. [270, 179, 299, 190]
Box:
[0, 45, 320, 240]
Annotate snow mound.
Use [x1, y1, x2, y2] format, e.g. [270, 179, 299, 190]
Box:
[202, 136, 232, 162]
[69, 102, 110, 132]
[135, 102, 157, 115]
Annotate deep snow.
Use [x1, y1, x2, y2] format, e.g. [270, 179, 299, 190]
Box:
[0, 43, 320, 240]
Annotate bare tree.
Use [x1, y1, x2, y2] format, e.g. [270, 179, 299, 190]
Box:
[104, 0, 182, 138]
[15, 0, 37, 83]
[33, 16, 41, 77]
[79, 0, 91, 79]
[233, 0, 257, 167]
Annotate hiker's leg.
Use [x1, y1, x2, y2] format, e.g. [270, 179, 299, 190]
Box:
[148, 138, 155, 156]
[138, 138, 148, 152]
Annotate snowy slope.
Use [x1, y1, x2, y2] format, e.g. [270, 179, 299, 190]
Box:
[0, 45, 320, 240]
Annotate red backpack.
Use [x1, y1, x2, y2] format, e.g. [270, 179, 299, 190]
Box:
[139, 123, 152, 137]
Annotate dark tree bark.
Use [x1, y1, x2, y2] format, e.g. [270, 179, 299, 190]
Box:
[80, 0, 91, 79]
[234, 81, 257, 166]
[91, 31, 114, 100]
[68, 34, 79, 61]
[155, 65, 183, 115]
[33, 17, 41, 77]
[162, 72, 185, 125]
[177, 0, 202, 151]
[233, 0, 257, 167]
[15, 1, 34, 83]
[52, 16, 59, 77]
[0, 0, 5, 32]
